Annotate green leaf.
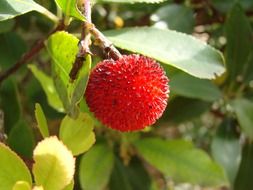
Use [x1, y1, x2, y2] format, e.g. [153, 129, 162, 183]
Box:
[105, 27, 225, 79]
[63, 180, 74, 190]
[0, 78, 21, 133]
[12, 181, 31, 190]
[54, 0, 84, 21]
[32, 136, 75, 190]
[243, 50, 253, 83]
[47, 31, 91, 117]
[47, 32, 78, 86]
[234, 143, 253, 190]
[134, 138, 228, 186]
[0, 32, 26, 70]
[28, 64, 64, 112]
[109, 158, 132, 190]
[213, 0, 253, 12]
[59, 113, 95, 156]
[7, 120, 35, 158]
[150, 180, 159, 190]
[52, 67, 71, 114]
[0, 0, 58, 22]
[79, 99, 103, 127]
[79, 144, 114, 190]
[33, 187, 43, 190]
[232, 98, 253, 140]
[69, 55, 91, 117]
[0, 143, 32, 189]
[109, 157, 151, 190]
[94, 0, 165, 3]
[211, 119, 241, 184]
[124, 157, 151, 190]
[151, 4, 194, 33]
[225, 4, 253, 81]
[0, 19, 14, 33]
[162, 97, 210, 123]
[35, 103, 49, 138]
[170, 72, 222, 102]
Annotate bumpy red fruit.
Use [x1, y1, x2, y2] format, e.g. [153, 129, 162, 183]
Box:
[85, 54, 169, 132]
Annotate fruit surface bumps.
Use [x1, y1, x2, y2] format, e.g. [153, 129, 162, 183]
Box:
[85, 54, 169, 132]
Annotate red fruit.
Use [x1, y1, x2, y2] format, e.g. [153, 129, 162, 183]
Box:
[85, 54, 169, 132]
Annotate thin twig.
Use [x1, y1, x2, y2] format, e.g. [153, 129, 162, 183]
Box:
[0, 21, 65, 84]
[0, 39, 44, 84]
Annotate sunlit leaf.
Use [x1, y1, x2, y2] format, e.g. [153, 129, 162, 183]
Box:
[47, 31, 91, 117]
[33, 136, 75, 190]
[105, 27, 225, 79]
[63, 180, 74, 190]
[35, 103, 49, 138]
[59, 113, 95, 155]
[28, 64, 64, 112]
[0, 143, 32, 189]
[33, 186, 43, 190]
[54, 0, 84, 21]
[12, 181, 31, 190]
[0, 0, 58, 22]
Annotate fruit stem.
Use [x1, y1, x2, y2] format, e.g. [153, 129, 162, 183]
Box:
[86, 22, 123, 60]
[70, 0, 93, 81]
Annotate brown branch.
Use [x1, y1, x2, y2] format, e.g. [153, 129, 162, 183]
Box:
[0, 21, 65, 84]
[210, 109, 225, 119]
[0, 39, 44, 84]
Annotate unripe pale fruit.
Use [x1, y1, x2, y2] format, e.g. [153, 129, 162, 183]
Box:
[85, 54, 169, 132]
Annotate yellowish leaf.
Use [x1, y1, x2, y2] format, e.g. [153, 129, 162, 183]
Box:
[12, 181, 31, 190]
[32, 136, 75, 190]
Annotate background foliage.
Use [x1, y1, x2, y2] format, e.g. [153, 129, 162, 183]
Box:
[0, 0, 253, 189]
